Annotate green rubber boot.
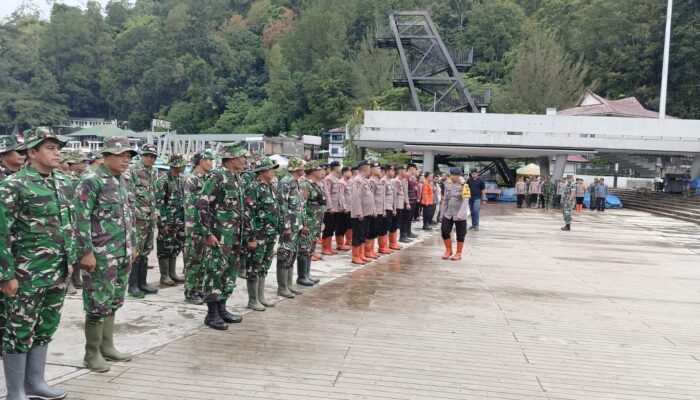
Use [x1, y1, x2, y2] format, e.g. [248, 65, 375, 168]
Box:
[246, 278, 265, 311]
[258, 276, 275, 307]
[159, 258, 175, 286]
[84, 320, 110, 372]
[100, 315, 132, 362]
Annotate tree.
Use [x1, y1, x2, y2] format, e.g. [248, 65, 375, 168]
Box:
[496, 26, 588, 114]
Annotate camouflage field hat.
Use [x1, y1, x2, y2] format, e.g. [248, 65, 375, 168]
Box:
[304, 160, 322, 172]
[251, 156, 279, 172]
[219, 144, 248, 159]
[0, 136, 22, 154]
[101, 136, 137, 156]
[18, 126, 67, 150]
[140, 144, 158, 156]
[67, 150, 88, 164]
[192, 150, 215, 166]
[87, 150, 103, 161]
[59, 151, 70, 163]
[287, 157, 306, 172]
[167, 153, 186, 167]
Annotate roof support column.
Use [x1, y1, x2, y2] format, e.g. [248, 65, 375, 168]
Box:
[423, 150, 435, 173]
[553, 154, 568, 180]
[538, 156, 550, 177]
[691, 154, 700, 180]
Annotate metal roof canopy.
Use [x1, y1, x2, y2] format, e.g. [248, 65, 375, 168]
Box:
[359, 111, 700, 156]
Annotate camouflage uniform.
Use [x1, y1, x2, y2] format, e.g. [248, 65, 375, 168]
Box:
[299, 165, 326, 257]
[0, 130, 74, 355]
[244, 162, 281, 280]
[156, 156, 186, 259]
[562, 178, 576, 226]
[276, 163, 305, 270]
[542, 180, 556, 210]
[183, 151, 215, 301]
[75, 163, 135, 321]
[194, 146, 248, 303]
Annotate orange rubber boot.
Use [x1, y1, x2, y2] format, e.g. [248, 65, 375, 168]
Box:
[368, 239, 380, 258]
[345, 230, 353, 246]
[311, 253, 322, 261]
[336, 236, 351, 251]
[364, 240, 378, 259]
[378, 235, 392, 254]
[451, 241, 464, 261]
[358, 245, 370, 262]
[442, 239, 453, 260]
[321, 237, 335, 256]
[351, 247, 366, 265]
[388, 232, 402, 250]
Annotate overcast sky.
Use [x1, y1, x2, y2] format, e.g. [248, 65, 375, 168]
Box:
[0, 0, 111, 20]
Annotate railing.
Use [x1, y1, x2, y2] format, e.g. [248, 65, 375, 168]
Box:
[575, 164, 632, 176]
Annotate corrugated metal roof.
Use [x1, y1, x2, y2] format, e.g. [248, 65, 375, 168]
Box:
[558, 89, 675, 119]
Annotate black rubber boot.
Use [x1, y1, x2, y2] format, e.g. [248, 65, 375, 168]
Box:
[307, 257, 320, 284]
[217, 300, 242, 323]
[137, 256, 159, 294]
[287, 264, 303, 295]
[127, 262, 144, 298]
[296, 256, 314, 286]
[276, 262, 295, 298]
[561, 224, 571, 231]
[204, 302, 228, 330]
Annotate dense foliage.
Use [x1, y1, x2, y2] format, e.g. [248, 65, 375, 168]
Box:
[1, 0, 697, 135]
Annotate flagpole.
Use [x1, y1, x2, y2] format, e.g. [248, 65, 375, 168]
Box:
[659, 0, 673, 119]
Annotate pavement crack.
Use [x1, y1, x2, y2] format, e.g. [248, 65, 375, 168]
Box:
[343, 347, 350, 359]
[535, 376, 547, 392]
[332, 371, 342, 387]
[691, 355, 700, 365]
[662, 335, 676, 346]
[512, 332, 519, 343]
[522, 351, 530, 364]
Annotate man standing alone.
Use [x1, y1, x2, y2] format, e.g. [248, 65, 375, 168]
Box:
[466, 169, 486, 231]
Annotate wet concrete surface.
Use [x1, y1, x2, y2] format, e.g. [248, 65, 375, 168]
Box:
[3, 203, 700, 399]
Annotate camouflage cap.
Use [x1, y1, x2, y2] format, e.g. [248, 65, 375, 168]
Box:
[0, 136, 22, 154]
[17, 126, 67, 150]
[192, 150, 215, 166]
[287, 157, 306, 172]
[304, 160, 323, 172]
[167, 153, 186, 167]
[251, 156, 279, 172]
[87, 150, 103, 161]
[140, 144, 158, 156]
[219, 144, 248, 159]
[67, 149, 88, 164]
[101, 136, 137, 156]
[59, 151, 71, 163]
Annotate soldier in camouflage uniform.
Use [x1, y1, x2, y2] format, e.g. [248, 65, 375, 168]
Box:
[541, 176, 556, 211]
[74, 136, 138, 373]
[0, 136, 26, 181]
[87, 151, 103, 171]
[561, 175, 576, 231]
[244, 157, 281, 311]
[297, 161, 326, 286]
[0, 135, 26, 350]
[155, 154, 186, 287]
[0, 128, 73, 400]
[65, 150, 89, 294]
[194, 144, 248, 330]
[123, 144, 159, 297]
[276, 157, 309, 296]
[183, 150, 215, 305]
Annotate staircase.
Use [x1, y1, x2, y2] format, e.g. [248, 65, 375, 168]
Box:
[611, 189, 700, 224]
[598, 153, 657, 177]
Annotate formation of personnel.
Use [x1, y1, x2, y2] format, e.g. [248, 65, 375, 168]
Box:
[0, 128, 453, 399]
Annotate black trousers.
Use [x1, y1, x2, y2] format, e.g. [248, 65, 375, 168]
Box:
[553, 195, 561, 208]
[589, 195, 596, 210]
[422, 204, 435, 228]
[441, 217, 467, 242]
[413, 202, 421, 220]
[379, 212, 391, 236]
[399, 208, 412, 238]
[529, 194, 538, 206]
[351, 218, 366, 247]
[595, 197, 606, 211]
[336, 212, 351, 236]
[389, 209, 400, 233]
[367, 215, 380, 239]
[516, 194, 525, 207]
[322, 212, 337, 238]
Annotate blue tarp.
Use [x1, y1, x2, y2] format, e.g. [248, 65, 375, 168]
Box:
[484, 181, 500, 200]
[694, 178, 700, 195]
[583, 193, 623, 209]
[499, 187, 518, 202]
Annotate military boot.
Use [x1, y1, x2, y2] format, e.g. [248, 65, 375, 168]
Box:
[137, 256, 159, 295]
[287, 264, 303, 295]
[306, 256, 320, 284]
[127, 262, 145, 299]
[204, 302, 228, 330]
[258, 276, 275, 307]
[158, 258, 175, 286]
[84, 320, 110, 372]
[3, 352, 28, 400]
[169, 257, 185, 283]
[25, 345, 68, 400]
[217, 300, 242, 323]
[100, 315, 132, 362]
[561, 224, 571, 231]
[246, 279, 266, 311]
[66, 279, 77, 295]
[296, 256, 314, 286]
[276, 262, 295, 298]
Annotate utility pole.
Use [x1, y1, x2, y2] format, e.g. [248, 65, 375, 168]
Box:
[659, 0, 673, 119]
